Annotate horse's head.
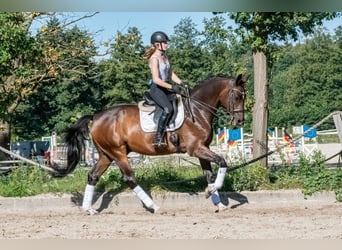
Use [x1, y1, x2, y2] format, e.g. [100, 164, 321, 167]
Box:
[225, 74, 246, 127]
[189, 74, 247, 128]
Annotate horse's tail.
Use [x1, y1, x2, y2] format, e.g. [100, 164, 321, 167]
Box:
[51, 115, 93, 177]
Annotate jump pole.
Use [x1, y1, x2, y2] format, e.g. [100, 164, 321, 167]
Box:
[0, 145, 57, 173]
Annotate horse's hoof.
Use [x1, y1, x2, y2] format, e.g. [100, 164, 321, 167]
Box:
[84, 208, 98, 215]
[215, 203, 228, 213]
[153, 205, 160, 213]
[204, 187, 211, 199]
[144, 204, 160, 213]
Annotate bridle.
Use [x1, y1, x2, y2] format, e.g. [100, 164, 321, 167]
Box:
[227, 87, 245, 123]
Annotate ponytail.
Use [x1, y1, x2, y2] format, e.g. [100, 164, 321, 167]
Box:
[143, 45, 156, 60]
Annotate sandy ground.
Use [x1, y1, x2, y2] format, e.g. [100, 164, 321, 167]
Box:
[0, 190, 341, 239]
[1, 202, 341, 239]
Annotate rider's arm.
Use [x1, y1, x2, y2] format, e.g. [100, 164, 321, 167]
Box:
[171, 71, 182, 85]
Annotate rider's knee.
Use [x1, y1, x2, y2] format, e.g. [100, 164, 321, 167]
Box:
[163, 106, 173, 115]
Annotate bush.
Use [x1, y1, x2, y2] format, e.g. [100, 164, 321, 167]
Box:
[298, 152, 342, 197]
[0, 166, 48, 197]
[227, 165, 271, 191]
[0, 165, 88, 197]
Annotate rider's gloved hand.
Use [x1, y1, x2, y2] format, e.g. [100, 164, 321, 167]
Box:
[179, 82, 188, 89]
[171, 84, 182, 94]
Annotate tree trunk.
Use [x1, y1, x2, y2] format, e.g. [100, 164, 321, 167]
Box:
[0, 120, 11, 160]
[252, 50, 268, 167]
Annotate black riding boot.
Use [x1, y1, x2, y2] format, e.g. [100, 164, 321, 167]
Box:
[152, 112, 170, 147]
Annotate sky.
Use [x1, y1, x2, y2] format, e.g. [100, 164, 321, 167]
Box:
[73, 12, 341, 50]
[74, 12, 217, 45]
[48, 12, 341, 56]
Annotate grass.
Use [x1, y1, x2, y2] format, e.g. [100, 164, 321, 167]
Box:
[317, 133, 340, 144]
[0, 151, 341, 201]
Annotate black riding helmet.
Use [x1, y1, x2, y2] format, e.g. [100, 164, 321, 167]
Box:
[150, 31, 170, 44]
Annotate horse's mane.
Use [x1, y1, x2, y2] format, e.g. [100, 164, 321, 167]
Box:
[192, 74, 235, 90]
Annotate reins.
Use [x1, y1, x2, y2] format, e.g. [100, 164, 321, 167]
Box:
[180, 84, 245, 121]
[184, 84, 195, 122]
[189, 97, 219, 117]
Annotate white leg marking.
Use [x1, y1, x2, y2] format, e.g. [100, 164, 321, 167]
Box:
[133, 185, 159, 211]
[82, 184, 97, 214]
[214, 167, 227, 189]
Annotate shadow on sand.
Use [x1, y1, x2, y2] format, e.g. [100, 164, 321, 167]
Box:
[219, 192, 249, 209]
[71, 189, 249, 214]
[71, 189, 120, 213]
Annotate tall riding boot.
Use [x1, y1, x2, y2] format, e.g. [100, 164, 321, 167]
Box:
[152, 112, 169, 147]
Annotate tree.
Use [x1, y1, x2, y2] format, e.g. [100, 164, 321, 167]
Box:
[167, 17, 207, 86]
[101, 27, 148, 105]
[11, 23, 99, 139]
[200, 15, 253, 131]
[201, 15, 250, 76]
[228, 12, 339, 167]
[269, 28, 342, 130]
[0, 12, 97, 157]
[0, 13, 41, 156]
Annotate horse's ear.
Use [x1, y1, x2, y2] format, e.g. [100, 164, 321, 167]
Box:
[236, 74, 248, 86]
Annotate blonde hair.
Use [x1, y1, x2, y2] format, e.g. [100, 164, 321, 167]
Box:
[143, 45, 157, 60]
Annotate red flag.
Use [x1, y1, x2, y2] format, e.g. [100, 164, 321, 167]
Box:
[283, 128, 292, 143]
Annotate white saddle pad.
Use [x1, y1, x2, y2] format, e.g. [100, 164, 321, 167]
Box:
[138, 95, 185, 133]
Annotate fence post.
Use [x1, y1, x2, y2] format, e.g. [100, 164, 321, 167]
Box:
[333, 112, 342, 145]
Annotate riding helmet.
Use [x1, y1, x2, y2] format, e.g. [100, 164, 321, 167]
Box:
[150, 31, 170, 44]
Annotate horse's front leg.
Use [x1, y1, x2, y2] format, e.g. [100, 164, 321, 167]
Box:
[195, 147, 228, 211]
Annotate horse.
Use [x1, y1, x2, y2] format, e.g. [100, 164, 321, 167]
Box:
[50, 74, 246, 214]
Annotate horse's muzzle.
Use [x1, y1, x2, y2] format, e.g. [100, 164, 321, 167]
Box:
[230, 117, 244, 128]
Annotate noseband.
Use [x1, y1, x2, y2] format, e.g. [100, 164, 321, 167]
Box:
[227, 87, 245, 122]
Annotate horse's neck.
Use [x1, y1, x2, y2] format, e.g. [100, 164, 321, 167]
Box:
[189, 89, 222, 123]
[191, 85, 222, 108]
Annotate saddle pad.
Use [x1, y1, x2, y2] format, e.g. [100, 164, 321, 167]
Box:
[139, 95, 185, 133]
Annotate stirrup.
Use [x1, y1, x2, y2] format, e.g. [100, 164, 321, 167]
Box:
[152, 141, 167, 147]
[152, 138, 167, 147]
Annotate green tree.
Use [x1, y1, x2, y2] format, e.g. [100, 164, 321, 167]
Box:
[0, 12, 98, 151]
[201, 15, 249, 76]
[228, 12, 339, 167]
[11, 17, 99, 140]
[102, 27, 148, 105]
[168, 17, 207, 86]
[270, 28, 342, 130]
[200, 15, 253, 131]
[0, 13, 41, 155]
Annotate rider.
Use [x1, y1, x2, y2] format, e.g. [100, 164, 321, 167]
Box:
[143, 31, 184, 147]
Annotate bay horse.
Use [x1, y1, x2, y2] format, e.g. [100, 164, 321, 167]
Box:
[51, 74, 246, 214]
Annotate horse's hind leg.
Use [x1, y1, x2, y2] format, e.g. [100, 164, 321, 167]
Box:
[113, 151, 159, 212]
[82, 153, 112, 214]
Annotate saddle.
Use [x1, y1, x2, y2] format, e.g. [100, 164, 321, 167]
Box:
[138, 92, 185, 133]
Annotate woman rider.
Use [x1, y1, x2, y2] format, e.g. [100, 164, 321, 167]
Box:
[143, 31, 184, 147]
